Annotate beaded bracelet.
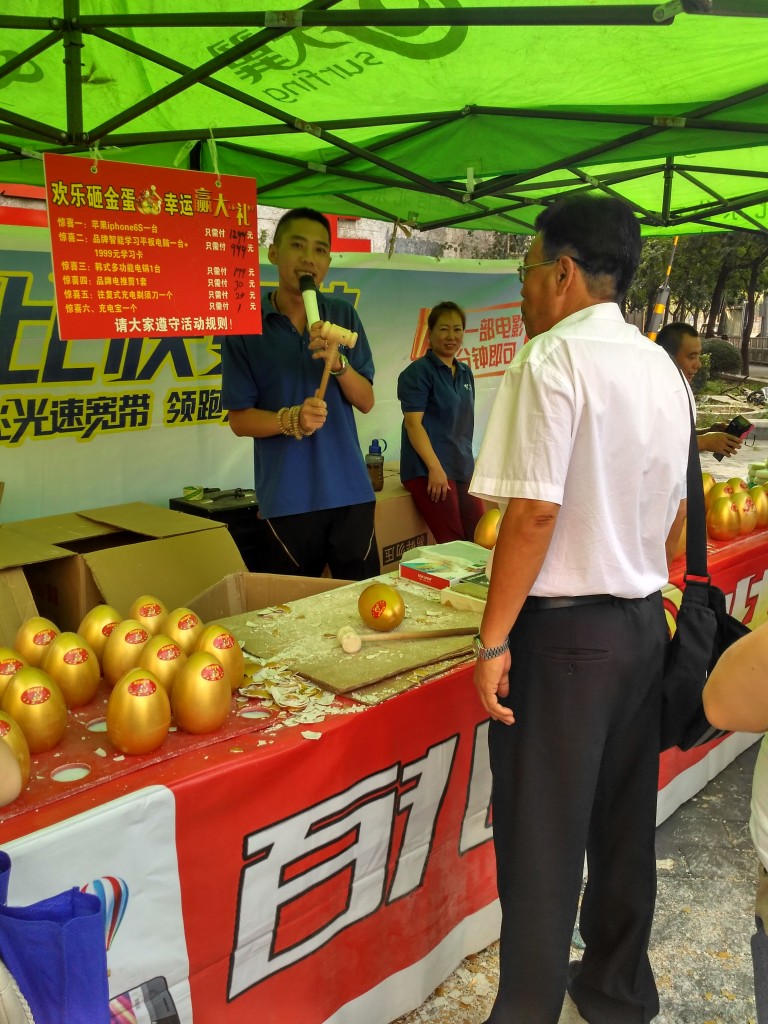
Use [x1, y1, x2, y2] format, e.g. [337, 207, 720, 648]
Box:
[277, 405, 315, 440]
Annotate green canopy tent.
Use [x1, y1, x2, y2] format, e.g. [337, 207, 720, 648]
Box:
[2, 0, 768, 236]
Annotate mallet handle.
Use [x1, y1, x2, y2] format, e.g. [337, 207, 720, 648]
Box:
[358, 626, 477, 643]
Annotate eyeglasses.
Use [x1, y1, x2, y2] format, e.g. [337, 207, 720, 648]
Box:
[517, 259, 557, 284]
[517, 255, 591, 284]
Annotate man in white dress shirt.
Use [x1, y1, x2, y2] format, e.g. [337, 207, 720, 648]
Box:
[470, 195, 690, 1024]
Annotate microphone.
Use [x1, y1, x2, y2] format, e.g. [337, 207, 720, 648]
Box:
[299, 274, 320, 326]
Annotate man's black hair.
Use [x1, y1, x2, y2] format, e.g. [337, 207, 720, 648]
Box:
[273, 207, 332, 245]
[535, 195, 642, 302]
[656, 321, 699, 358]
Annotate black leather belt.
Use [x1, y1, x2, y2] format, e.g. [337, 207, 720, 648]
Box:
[522, 594, 613, 611]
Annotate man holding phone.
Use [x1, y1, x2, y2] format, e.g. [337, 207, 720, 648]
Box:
[656, 322, 745, 458]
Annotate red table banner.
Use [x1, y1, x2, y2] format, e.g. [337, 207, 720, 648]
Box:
[43, 153, 259, 340]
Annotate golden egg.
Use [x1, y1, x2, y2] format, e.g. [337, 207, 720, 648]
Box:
[106, 668, 171, 755]
[750, 486, 768, 528]
[42, 632, 101, 708]
[706, 495, 741, 542]
[0, 741, 23, 808]
[701, 472, 716, 497]
[163, 608, 204, 654]
[1, 668, 68, 754]
[14, 616, 60, 668]
[731, 490, 758, 535]
[137, 635, 186, 695]
[0, 710, 31, 787]
[0, 648, 27, 704]
[195, 624, 245, 692]
[474, 508, 501, 550]
[357, 583, 406, 633]
[128, 594, 169, 636]
[705, 481, 735, 512]
[78, 605, 122, 665]
[102, 619, 150, 689]
[171, 651, 230, 734]
[726, 477, 748, 492]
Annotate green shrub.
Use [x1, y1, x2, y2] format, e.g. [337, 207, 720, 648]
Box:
[691, 352, 709, 394]
[702, 337, 742, 375]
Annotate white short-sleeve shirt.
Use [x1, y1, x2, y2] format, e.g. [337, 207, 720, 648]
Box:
[471, 303, 690, 599]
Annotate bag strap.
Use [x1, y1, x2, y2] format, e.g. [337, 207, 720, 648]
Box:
[679, 368, 709, 581]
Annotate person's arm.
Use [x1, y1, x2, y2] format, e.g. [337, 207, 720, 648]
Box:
[473, 498, 560, 725]
[665, 499, 687, 568]
[703, 621, 768, 732]
[697, 431, 742, 456]
[403, 411, 450, 500]
[228, 399, 327, 438]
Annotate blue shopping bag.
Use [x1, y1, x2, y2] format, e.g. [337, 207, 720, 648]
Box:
[0, 855, 109, 1024]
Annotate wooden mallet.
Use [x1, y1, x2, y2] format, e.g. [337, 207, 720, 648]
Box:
[300, 274, 358, 400]
[336, 624, 478, 654]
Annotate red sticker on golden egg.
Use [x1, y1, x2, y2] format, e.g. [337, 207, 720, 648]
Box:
[201, 664, 225, 682]
[125, 628, 149, 645]
[138, 603, 163, 617]
[127, 679, 157, 697]
[213, 634, 235, 650]
[178, 614, 199, 630]
[157, 644, 181, 662]
[63, 648, 88, 666]
[0, 722, 9, 738]
[102, 621, 118, 637]
[33, 630, 56, 646]
[371, 600, 387, 619]
[21, 686, 50, 705]
[0, 658, 22, 675]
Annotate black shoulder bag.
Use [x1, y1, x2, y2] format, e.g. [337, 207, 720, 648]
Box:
[659, 383, 750, 751]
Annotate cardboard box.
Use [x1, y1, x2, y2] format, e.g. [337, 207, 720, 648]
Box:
[6, 503, 247, 631]
[374, 476, 434, 571]
[188, 572, 352, 623]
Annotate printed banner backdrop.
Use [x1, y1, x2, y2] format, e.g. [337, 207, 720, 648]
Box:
[0, 222, 520, 523]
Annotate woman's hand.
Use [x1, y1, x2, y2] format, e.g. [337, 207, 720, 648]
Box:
[426, 466, 451, 501]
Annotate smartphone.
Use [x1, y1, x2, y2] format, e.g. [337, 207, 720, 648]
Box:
[713, 414, 754, 462]
[109, 976, 180, 1024]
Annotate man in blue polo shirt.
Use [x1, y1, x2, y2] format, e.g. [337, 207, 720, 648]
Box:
[397, 301, 485, 542]
[220, 208, 379, 579]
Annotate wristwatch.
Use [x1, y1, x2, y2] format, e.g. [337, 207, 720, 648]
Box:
[330, 353, 349, 377]
[472, 635, 510, 660]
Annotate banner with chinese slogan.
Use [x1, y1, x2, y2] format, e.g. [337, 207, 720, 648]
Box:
[43, 154, 258, 340]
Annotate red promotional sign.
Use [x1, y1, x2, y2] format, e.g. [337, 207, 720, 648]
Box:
[43, 153, 259, 340]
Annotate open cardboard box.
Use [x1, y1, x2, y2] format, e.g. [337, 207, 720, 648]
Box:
[188, 572, 351, 624]
[0, 526, 76, 646]
[374, 475, 434, 571]
[4, 503, 247, 632]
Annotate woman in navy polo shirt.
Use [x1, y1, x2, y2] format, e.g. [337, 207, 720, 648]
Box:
[397, 301, 485, 543]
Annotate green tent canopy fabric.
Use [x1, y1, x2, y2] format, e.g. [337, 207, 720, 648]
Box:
[2, 0, 768, 235]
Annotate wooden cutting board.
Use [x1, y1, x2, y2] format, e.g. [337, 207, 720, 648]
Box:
[218, 578, 482, 693]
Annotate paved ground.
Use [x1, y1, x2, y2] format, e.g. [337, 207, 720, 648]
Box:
[392, 741, 762, 1024]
